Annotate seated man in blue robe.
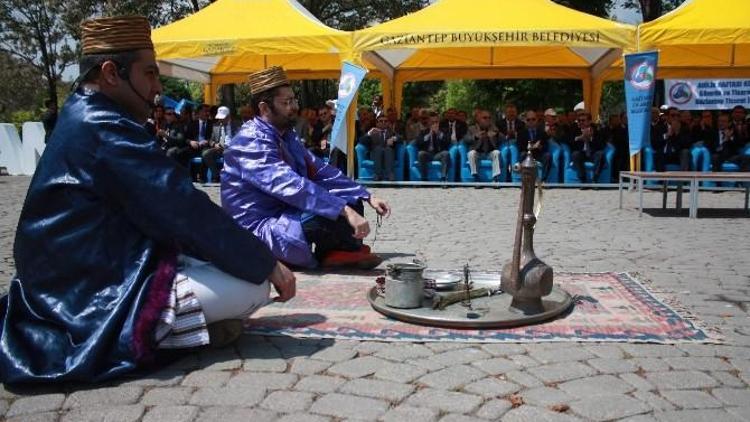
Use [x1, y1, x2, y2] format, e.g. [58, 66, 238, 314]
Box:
[0, 16, 296, 384]
[222, 66, 391, 270]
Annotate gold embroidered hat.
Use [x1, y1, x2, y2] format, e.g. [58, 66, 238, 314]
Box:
[81, 16, 153, 55]
[248, 66, 290, 95]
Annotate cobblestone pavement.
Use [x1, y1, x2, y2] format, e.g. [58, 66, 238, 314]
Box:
[1, 175, 750, 421]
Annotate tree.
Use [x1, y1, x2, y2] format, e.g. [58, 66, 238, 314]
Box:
[623, 0, 686, 22]
[299, 0, 427, 31]
[0, 51, 46, 122]
[0, 0, 87, 105]
[552, 0, 613, 18]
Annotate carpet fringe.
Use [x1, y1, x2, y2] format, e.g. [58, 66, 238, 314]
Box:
[625, 271, 724, 344]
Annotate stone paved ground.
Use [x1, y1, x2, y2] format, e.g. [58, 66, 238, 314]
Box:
[1, 175, 750, 421]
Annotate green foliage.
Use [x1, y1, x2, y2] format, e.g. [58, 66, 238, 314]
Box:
[357, 78, 381, 109]
[298, 0, 428, 30]
[552, 0, 613, 18]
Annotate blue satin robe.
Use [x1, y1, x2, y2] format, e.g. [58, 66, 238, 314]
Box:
[0, 90, 276, 384]
[221, 118, 370, 268]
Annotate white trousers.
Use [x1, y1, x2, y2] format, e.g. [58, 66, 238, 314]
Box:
[180, 256, 272, 323]
[468, 149, 502, 177]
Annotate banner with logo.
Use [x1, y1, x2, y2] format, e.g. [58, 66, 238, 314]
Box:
[666, 79, 750, 110]
[624, 51, 658, 156]
[330, 62, 368, 155]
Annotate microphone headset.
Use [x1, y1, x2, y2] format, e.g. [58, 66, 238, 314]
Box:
[114, 61, 156, 109]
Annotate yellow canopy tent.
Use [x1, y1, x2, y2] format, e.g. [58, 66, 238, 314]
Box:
[597, 0, 750, 103]
[352, 0, 636, 118]
[151, 0, 390, 106]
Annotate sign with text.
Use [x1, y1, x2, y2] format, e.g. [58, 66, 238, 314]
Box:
[666, 79, 750, 110]
[624, 51, 658, 156]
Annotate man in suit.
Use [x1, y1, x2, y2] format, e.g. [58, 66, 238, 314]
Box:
[360, 114, 401, 181]
[202, 106, 241, 183]
[601, 113, 630, 177]
[185, 104, 214, 181]
[464, 109, 501, 182]
[652, 107, 692, 172]
[517, 110, 553, 182]
[709, 112, 750, 172]
[162, 107, 190, 165]
[416, 112, 452, 181]
[569, 112, 605, 183]
[497, 103, 525, 181]
[440, 108, 468, 145]
[731, 105, 748, 144]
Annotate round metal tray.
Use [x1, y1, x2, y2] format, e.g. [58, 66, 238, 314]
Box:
[368, 285, 573, 329]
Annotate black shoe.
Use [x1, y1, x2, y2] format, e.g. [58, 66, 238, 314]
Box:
[472, 174, 480, 182]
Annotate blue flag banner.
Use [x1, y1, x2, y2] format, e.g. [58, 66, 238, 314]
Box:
[330, 61, 368, 155]
[624, 51, 658, 157]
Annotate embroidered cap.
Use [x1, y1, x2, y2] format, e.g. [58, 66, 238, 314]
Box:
[248, 66, 290, 95]
[81, 16, 153, 55]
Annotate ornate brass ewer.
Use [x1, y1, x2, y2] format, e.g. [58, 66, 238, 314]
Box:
[501, 142, 553, 314]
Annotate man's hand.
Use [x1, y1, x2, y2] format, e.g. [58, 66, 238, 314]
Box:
[387, 136, 396, 147]
[268, 261, 296, 303]
[367, 196, 391, 218]
[342, 206, 370, 239]
[189, 140, 200, 149]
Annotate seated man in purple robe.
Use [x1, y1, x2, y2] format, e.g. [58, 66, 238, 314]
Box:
[222, 66, 391, 270]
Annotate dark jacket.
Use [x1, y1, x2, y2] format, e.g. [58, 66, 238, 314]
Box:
[360, 127, 400, 151]
[416, 129, 451, 153]
[652, 124, 692, 155]
[439, 119, 468, 143]
[516, 124, 547, 155]
[569, 125, 604, 156]
[705, 128, 743, 156]
[497, 118, 525, 139]
[186, 119, 214, 144]
[0, 90, 276, 383]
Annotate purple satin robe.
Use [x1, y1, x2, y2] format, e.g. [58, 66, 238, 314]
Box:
[221, 118, 370, 268]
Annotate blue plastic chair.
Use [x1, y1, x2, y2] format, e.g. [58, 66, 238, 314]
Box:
[354, 142, 405, 181]
[189, 156, 223, 183]
[562, 143, 616, 184]
[717, 143, 750, 187]
[406, 142, 456, 182]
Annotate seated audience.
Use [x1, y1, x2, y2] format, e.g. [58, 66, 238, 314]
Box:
[163, 107, 190, 165]
[405, 107, 424, 142]
[464, 109, 501, 182]
[709, 112, 750, 172]
[601, 113, 630, 177]
[186, 104, 214, 181]
[145, 104, 165, 139]
[517, 110, 552, 181]
[416, 112, 452, 182]
[569, 112, 605, 183]
[498, 103, 525, 181]
[310, 104, 333, 159]
[202, 106, 240, 183]
[652, 107, 691, 171]
[440, 108, 468, 145]
[360, 114, 401, 181]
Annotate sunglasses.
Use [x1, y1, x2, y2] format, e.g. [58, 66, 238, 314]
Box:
[526, 118, 537, 122]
